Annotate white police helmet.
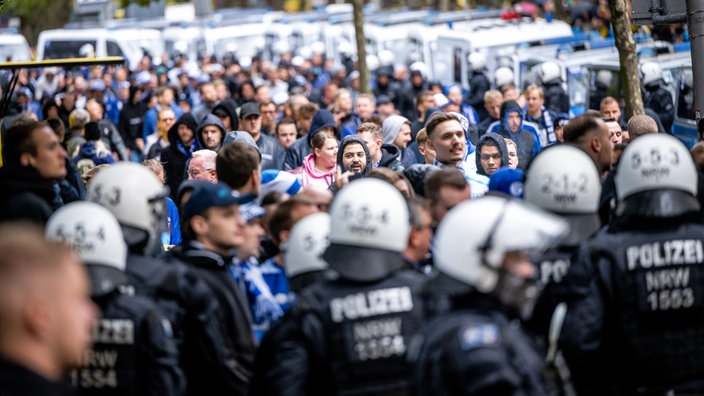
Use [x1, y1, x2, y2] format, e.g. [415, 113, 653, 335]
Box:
[595, 70, 613, 87]
[494, 66, 514, 88]
[615, 133, 699, 217]
[79, 43, 95, 58]
[274, 40, 291, 55]
[378, 50, 395, 67]
[86, 163, 169, 252]
[409, 61, 428, 78]
[434, 196, 567, 294]
[285, 212, 330, 278]
[539, 61, 561, 84]
[323, 178, 410, 281]
[524, 145, 602, 244]
[366, 54, 380, 72]
[467, 52, 486, 71]
[311, 41, 326, 56]
[46, 202, 128, 296]
[639, 61, 662, 86]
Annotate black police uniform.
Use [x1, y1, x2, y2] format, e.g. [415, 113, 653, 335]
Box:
[71, 289, 184, 396]
[643, 82, 674, 133]
[250, 269, 426, 396]
[467, 71, 491, 121]
[0, 357, 75, 396]
[561, 222, 704, 395]
[167, 242, 256, 396]
[127, 251, 252, 396]
[413, 293, 553, 396]
[543, 81, 570, 115]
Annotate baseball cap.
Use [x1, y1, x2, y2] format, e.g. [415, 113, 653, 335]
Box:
[182, 182, 256, 221]
[377, 95, 392, 105]
[488, 167, 525, 199]
[239, 102, 261, 119]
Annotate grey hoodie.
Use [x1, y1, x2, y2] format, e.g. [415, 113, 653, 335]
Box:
[382, 115, 410, 146]
[196, 114, 226, 151]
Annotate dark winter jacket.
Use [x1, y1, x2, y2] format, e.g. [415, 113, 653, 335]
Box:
[0, 165, 58, 224]
[162, 113, 199, 199]
[497, 100, 540, 170]
[378, 144, 404, 172]
[212, 99, 240, 132]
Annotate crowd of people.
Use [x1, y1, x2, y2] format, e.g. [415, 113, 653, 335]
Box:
[0, 19, 703, 394]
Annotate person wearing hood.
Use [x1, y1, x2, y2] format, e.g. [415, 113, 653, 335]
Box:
[288, 131, 338, 190]
[475, 132, 508, 178]
[212, 98, 240, 132]
[162, 113, 200, 199]
[196, 113, 226, 151]
[283, 109, 337, 170]
[357, 121, 404, 172]
[382, 115, 417, 169]
[490, 100, 541, 170]
[332, 135, 372, 191]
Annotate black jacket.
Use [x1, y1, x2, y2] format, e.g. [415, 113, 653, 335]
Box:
[167, 242, 256, 396]
[256, 133, 286, 170]
[378, 144, 404, 172]
[161, 113, 199, 199]
[413, 293, 553, 396]
[283, 136, 311, 171]
[0, 164, 58, 225]
[0, 357, 74, 396]
[75, 289, 185, 396]
[118, 97, 148, 151]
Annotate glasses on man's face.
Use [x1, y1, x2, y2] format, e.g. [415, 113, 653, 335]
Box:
[188, 168, 213, 178]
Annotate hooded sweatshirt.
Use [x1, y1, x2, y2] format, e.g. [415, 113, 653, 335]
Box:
[211, 98, 240, 132]
[196, 114, 227, 151]
[475, 132, 509, 177]
[337, 135, 372, 175]
[497, 100, 540, 170]
[162, 113, 200, 199]
[284, 109, 338, 171]
[382, 115, 416, 169]
[288, 154, 336, 191]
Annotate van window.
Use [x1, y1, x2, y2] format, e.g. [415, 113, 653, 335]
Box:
[106, 40, 122, 57]
[453, 47, 462, 84]
[43, 40, 97, 59]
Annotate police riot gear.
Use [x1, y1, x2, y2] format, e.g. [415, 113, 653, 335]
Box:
[413, 196, 567, 396]
[46, 202, 185, 396]
[251, 178, 426, 396]
[285, 212, 331, 292]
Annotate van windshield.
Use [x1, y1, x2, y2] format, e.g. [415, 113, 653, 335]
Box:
[43, 40, 97, 59]
[0, 43, 31, 62]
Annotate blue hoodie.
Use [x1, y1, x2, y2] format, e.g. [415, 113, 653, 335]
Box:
[307, 109, 337, 148]
[496, 100, 541, 170]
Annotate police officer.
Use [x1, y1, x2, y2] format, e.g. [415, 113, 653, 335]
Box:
[87, 163, 247, 396]
[466, 52, 491, 121]
[46, 202, 184, 396]
[251, 178, 426, 395]
[640, 61, 674, 133]
[522, 145, 602, 349]
[412, 195, 568, 396]
[284, 212, 332, 293]
[561, 134, 704, 394]
[539, 61, 569, 115]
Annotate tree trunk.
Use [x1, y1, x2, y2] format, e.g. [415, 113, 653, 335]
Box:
[352, 0, 370, 94]
[609, 0, 643, 119]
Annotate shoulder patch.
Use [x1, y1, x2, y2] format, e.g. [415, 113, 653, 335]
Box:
[459, 323, 499, 351]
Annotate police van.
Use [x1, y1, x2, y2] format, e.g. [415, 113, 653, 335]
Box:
[672, 59, 696, 147]
[162, 21, 206, 63]
[0, 29, 32, 62]
[36, 26, 163, 71]
[202, 10, 283, 63]
[431, 17, 573, 91]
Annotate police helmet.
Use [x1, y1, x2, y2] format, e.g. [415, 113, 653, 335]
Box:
[494, 66, 514, 88]
[434, 196, 567, 293]
[524, 144, 602, 245]
[285, 212, 331, 278]
[467, 52, 486, 71]
[79, 43, 95, 58]
[378, 50, 395, 67]
[539, 61, 561, 84]
[366, 54, 380, 72]
[615, 134, 699, 218]
[323, 178, 410, 282]
[274, 41, 291, 55]
[46, 202, 128, 297]
[311, 41, 326, 56]
[409, 61, 428, 79]
[86, 163, 169, 253]
[595, 70, 613, 87]
[639, 61, 663, 86]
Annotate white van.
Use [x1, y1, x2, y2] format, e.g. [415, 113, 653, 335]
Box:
[0, 30, 32, 62]
[36, 26, 164, 70]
